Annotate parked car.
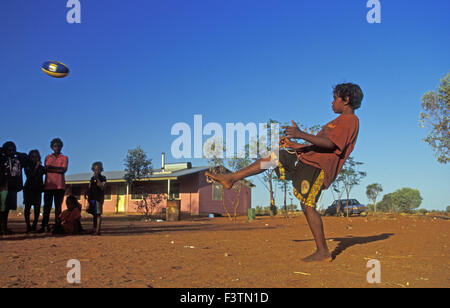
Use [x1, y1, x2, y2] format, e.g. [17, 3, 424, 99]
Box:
[324, 199, 366, 216]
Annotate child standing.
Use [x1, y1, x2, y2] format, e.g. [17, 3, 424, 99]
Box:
[0, 142, 28, 235]
[0, 147, 8, 235]
[86, 162, 106, 235]
[205, 83, 363, 262]
[23, 150, 46, 233]
[59, 195, 82, 235]
[39, 138, 69, 234]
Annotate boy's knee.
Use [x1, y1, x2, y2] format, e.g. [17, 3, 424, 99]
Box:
[301, 203, 316, 213]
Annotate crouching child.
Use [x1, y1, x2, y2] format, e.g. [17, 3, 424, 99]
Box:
[59, 195, 82, 235]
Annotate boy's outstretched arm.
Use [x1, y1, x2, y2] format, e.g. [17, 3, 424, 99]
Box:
[283, 121, 337, 151]
[280, 137, 311, 151]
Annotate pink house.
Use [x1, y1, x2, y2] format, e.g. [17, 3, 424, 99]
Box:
[65, 159, 253, 217]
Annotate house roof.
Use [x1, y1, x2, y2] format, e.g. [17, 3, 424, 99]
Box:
[66, 166, 210, 184]
[66, 165, 255, 187]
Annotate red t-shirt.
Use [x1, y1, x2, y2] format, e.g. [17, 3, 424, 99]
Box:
[296, 114, 359, 189]
[44, 153, 69, 190]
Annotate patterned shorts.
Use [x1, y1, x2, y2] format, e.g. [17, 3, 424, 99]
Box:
[274, 150, 325, 208]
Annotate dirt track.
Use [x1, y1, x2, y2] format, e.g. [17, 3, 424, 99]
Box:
[0, 213, 448, 288]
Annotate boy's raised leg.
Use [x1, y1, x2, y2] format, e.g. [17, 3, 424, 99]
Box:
[205, 156, 272, 189]
[301, 204, 332, 262]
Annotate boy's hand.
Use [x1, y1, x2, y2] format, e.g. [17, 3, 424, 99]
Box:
[280, 137, 295, 149]
[282, 121, 304, 139]
[280, 137, 308, 151]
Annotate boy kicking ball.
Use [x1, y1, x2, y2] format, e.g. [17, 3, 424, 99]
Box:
[205, 83, 363, 262]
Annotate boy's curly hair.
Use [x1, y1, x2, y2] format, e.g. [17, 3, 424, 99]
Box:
[50, 138, 63, 148]
[92, 161, 104, 172]
[333, 83, 364, 110]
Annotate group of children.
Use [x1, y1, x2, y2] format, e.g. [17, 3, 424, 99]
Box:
[0, 138, 107, 236]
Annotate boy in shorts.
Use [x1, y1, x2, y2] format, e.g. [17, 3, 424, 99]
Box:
[85, 162, 106, 235]
[205, 83, 363, 262]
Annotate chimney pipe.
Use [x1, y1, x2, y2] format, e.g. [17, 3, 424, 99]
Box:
[161, 152, 165, 171]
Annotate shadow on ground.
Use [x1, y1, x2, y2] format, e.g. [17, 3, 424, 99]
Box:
[293, 233, 394, 261]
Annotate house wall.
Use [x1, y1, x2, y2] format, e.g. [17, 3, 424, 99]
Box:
[179, 173, 199, 215]
[65, 172, 251, 216]
[64, 183, 123, 213]
[65, 182, 175, 214]
[197, 172, 252, 216]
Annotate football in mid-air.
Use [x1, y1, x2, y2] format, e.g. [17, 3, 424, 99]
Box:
[41, 60, 70, 78]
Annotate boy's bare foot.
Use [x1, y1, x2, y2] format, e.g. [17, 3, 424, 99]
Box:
[301, 251, 332, 263]
[205, 172, 235, 189]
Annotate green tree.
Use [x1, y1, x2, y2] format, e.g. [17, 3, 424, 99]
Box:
[366, 183, 383, 213]
[419, 72, 450, 164]
[377, 193, 394, 213]
[124, 146, 163, 219]
[333, 157, 367, 217]
[391, 188, 423, 213]
[377, 188, 423, 213]
[227, 152, 252, 223]
[124, 146, 152, 184]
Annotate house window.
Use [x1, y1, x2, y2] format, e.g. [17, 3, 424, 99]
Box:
[169, 181, 180, 200]
[104, 184, 112, 201]
[212, 184, 223, 201]
[130, 183, 143, 200]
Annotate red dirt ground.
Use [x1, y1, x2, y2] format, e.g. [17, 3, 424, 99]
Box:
[0, 213, 448, 288]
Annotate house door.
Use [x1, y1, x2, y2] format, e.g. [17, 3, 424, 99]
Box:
[116, 184, 126, 213]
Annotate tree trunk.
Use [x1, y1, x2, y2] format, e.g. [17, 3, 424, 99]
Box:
[269, 173, 275, 216]
[221, 187, 233, 221]
[283, 181, 288, 218]
[233, 183, 242, 224]
[346, 190, 350, 218]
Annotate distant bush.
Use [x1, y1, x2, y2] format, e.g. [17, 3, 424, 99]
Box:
[376, 188, 423, 213]
[416, 208, 428, 214]
[270, 204, 278, 216]
[255, 206, 271, 216]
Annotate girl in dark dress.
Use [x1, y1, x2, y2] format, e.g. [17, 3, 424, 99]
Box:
[23, 150, 46, 232]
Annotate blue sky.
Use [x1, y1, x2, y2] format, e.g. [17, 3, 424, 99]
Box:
[1, 0, 449, 210]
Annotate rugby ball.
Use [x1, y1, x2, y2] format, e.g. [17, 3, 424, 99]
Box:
[41, 60, 70, 78]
